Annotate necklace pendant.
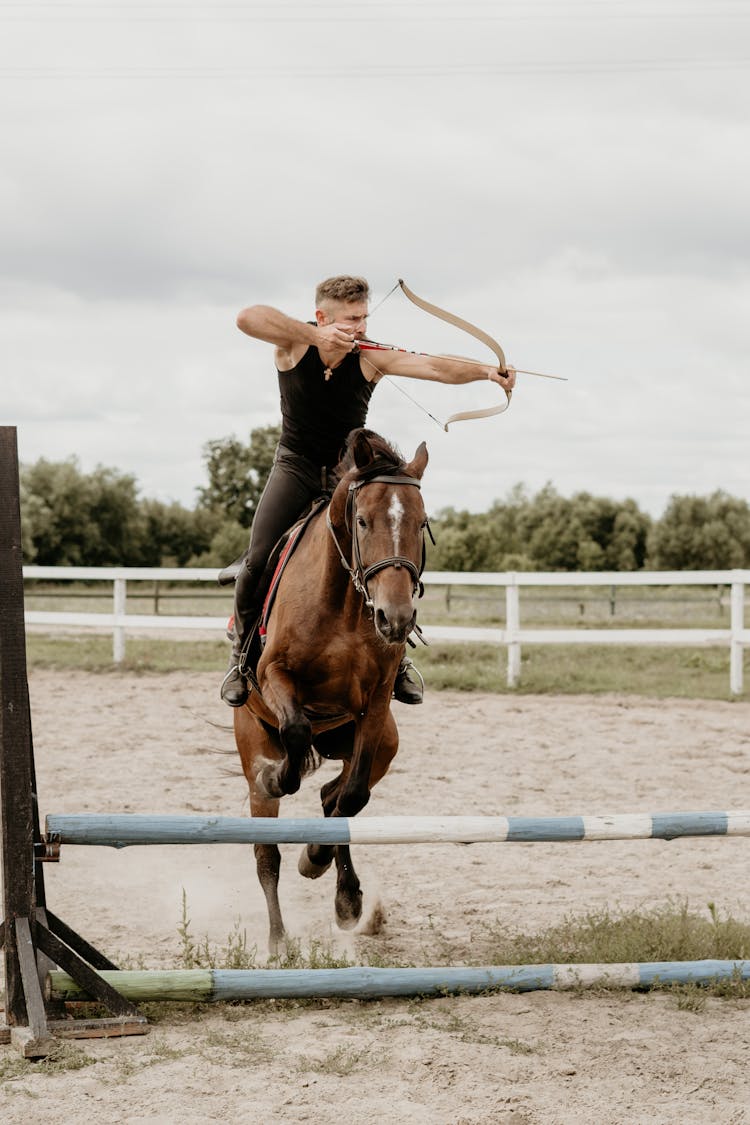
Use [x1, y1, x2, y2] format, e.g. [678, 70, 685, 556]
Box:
[324, 367, 332, 381]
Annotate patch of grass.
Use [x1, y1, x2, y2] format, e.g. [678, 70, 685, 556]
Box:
[0, 1041, 95, 1080]
[269, 936, 355, 971]
[303, 1044, 389, 1076]
[176, 890, 260, 970]
[26, 633, 227, 674]
[143, 1036, 186, 1063]
[672, 984, 709, 1013]
[175, 892, 353, 973]
[398, 1005, 539, 1053]
[414, 641, 747, 700]
[101, 1037, 191, 1084]
[479, 900, 750, 997]
[201, 1026, 274, 1065]
[512, 644, 742, 699]
[496, 1037, 536, 1054]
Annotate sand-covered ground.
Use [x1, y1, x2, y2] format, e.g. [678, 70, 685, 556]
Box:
[2, 670, 750, 1123]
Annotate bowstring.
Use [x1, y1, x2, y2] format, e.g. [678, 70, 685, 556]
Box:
[365, 281, 448, 431]
[366, 280, 401, 318]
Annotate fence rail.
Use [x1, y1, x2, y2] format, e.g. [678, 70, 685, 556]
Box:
[23, 566, 749, 694]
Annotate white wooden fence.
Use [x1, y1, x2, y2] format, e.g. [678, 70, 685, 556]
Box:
[22, 566, 749, 695]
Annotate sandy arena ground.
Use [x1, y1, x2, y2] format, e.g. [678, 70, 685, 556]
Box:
[2, 669, 750, 1124]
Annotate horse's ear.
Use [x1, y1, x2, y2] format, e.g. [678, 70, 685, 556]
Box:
[406, 441, 428, 480]
[350, 429, 375, 469]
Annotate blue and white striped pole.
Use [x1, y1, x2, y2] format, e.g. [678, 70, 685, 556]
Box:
[45, 811, 750, 849]
[46, 960, 750, 1002]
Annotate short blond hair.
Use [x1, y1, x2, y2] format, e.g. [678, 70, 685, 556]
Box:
[315, 275, 370, 306]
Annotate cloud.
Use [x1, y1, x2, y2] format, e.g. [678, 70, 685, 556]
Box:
[2, 2, 748, 521]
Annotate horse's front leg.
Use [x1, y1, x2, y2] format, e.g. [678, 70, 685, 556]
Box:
[234, 708, 287, 957]
[256, 660, 314, 798]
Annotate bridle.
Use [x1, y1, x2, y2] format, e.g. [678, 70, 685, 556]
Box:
[325, 473, 431, 611]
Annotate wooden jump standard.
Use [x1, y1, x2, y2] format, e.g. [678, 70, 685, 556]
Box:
[0, 427, 147, 1056]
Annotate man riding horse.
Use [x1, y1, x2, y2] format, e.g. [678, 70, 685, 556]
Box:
[221, 274, 516, 708]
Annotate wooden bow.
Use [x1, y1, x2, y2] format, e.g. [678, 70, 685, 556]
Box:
[385, 279, 512, 430]
[398, 279, 511, 428]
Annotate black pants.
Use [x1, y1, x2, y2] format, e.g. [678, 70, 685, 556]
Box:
[232, 445, 332, 650]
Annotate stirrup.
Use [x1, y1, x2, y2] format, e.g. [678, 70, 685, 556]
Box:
[220, 664, 249, 707]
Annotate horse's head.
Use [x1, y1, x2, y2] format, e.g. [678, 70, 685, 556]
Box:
[330, 429, 430, 646]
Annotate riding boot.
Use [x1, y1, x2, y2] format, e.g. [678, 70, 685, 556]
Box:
[220, 641, 249, 708]
[393, 655, 424, 705]
[220, 565, 261, 708]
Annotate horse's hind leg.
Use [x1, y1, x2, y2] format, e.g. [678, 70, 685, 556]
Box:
[254, 841, 284, 956]
[234, 709, 287, 957]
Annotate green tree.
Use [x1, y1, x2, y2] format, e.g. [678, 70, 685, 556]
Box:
[608, 504, 651, 570]
[648, 492, 750, 569]
[20, 458, 149, 566]
[19, 471, 41, 562]
[140, 500, 221, 566]
[428, 484, 650, 572]
[187, 519, 250, 568]
[515, 487, 650, 571]
[197, 424, 281, 527]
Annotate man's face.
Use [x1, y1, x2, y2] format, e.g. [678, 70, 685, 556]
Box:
[317, 299, 369, 339]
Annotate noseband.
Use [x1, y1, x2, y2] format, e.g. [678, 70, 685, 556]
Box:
[326, 473, 430, 610]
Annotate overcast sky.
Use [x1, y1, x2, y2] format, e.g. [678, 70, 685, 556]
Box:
[2, 1, 748, 520]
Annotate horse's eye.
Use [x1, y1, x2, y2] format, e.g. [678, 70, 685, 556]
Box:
[357, 516, 367, 529]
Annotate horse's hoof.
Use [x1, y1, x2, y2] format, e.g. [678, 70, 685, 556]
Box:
[335, 890, 363, 930]
[298, 846, 332, 879]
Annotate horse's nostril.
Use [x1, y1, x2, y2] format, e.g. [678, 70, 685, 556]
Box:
[375, 609, 390, 635]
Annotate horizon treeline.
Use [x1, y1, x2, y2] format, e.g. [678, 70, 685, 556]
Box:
[19, 425, 750, 572]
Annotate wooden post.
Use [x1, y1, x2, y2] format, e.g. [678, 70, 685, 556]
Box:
[0, 427, 56, 1056]
[506, 578, 521, 688]
[1, 428, 147, 1051]
[113, 575, 126, 663]
[730, 576, 744, 696]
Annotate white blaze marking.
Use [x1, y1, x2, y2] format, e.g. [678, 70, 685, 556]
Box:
[388, 492, 404, 555]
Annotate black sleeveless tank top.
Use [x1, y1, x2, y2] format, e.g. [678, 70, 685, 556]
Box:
[277, 343, 375, 467]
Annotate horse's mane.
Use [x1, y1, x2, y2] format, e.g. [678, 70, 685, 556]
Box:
[330, 428, 407, 490]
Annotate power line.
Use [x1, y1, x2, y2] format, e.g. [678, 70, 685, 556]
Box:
[1, 0, 748, 18]
[1, 58, 747, 79]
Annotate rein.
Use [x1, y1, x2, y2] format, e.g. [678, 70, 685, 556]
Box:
[326, 473, 429, 611]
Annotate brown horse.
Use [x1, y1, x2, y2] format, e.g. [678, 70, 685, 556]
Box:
[234, 428, 430, 955]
